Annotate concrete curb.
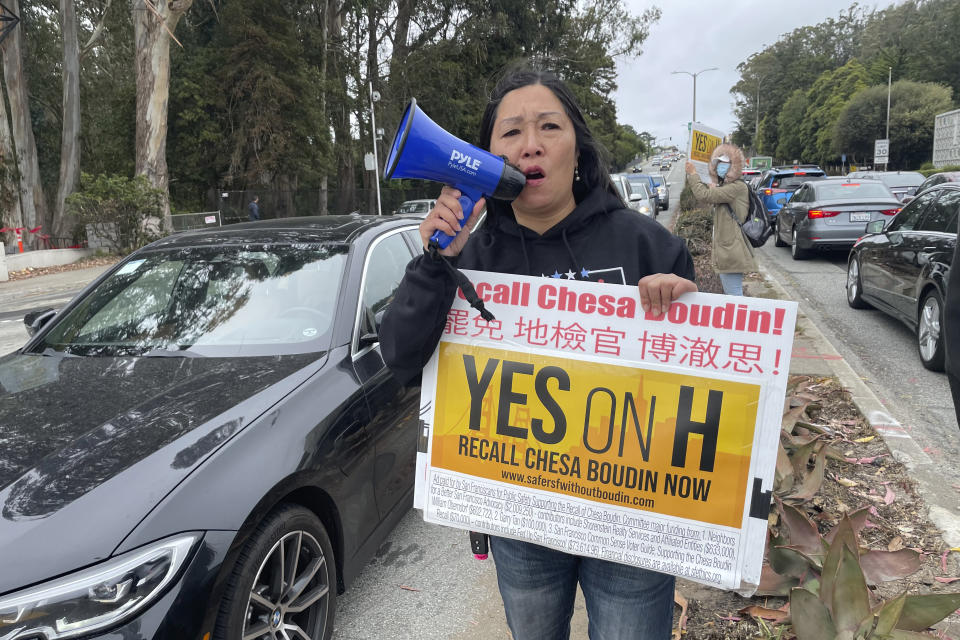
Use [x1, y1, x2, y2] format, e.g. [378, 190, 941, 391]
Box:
[752, 260, 960, 547]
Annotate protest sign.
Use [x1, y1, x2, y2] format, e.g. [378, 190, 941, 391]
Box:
[414, 271, 797, 595]
[686, 122, 726, 183]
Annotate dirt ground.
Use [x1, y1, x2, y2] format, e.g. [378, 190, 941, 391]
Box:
[672, 205, 960, 638]
[5, 254, 120, 281]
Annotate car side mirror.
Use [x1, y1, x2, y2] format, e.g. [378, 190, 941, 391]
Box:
[24, 308, 57, 337]
[629, 193, 642, 202]
[865, 220, 886, 235]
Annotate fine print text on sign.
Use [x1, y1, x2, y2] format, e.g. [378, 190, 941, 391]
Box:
[414, 271, 798, 595]
[686, 122, 726, 184]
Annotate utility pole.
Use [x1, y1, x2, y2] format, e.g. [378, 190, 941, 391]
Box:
[671, 67, 718, 124]
[369, 81, 382, 215]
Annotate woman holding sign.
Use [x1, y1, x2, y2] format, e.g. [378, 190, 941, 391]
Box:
[684, 143, 757, 296]
[381, 64, 696, 639]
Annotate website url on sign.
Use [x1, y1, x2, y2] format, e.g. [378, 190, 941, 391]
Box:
[501, 470, 656, 509]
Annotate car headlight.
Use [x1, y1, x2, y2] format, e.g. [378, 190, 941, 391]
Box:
[639, 206, 650, 214]
[0, 533, 199, 639]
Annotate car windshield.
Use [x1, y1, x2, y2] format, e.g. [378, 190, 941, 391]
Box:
[815, 182, 894, 200]
[626, 178, 649, 197]
[774, 174, 826, 189]
[35, 244, 348, 357]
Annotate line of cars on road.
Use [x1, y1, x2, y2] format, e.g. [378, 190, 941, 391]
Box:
[754, 164, 956, 373]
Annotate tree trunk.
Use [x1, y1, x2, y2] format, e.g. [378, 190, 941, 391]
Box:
[54, 0, 81, 239]
[0, 82, 22, 237]
[2, 0, 48, 246]
[133, 0, 194, 232]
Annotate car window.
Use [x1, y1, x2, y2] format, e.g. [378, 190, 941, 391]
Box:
[38, 244, 349, 357]
[887, 189, 938, 232]
[361, 232, 413, 319]
[776, 174, 826, 189]
[917, 190, 960, 233]
[878, 173, 924, 188]
[815, 182, 893, 200]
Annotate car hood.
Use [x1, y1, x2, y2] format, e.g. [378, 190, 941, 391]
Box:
[0, 351, 323, 595]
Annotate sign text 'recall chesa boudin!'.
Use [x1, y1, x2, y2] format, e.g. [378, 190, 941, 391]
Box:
[413, 271, 797, 594]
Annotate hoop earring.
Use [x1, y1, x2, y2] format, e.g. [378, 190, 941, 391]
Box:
[574, 167, 580, 182]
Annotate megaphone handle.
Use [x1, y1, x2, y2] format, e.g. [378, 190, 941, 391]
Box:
[429, 188, 481, 250]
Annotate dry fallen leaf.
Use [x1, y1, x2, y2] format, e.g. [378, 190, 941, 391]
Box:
[888, 536, 904, 551]
[854, 436, 875, 443]
[884, 486, 896, 505]
[838, 477, 859, 487]
[672, 590, 688, 640]
[398, 585, 421, 592]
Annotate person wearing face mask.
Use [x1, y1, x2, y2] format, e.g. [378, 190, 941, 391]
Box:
[380, 64, 696, 639]
[684, 143, 757, 296]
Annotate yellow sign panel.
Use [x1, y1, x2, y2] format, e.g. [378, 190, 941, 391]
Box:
[432, 343, 761, 529]
[690, 129, 723, 164]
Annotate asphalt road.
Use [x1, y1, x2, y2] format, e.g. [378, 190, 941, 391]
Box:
[756, 241, 960, 493]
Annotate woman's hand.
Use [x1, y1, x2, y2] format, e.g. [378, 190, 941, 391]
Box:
[685, 161, 696, 175]
[419, 186, 486, 257]
[637, 274, 698, 317]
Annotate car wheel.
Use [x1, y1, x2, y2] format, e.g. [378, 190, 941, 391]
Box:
[774, 217, 787, 247]
[790, 228, 808, 260]
[215, 505, 337, 640]
[846, 256, 870, 309]
[917, 289, 945, 372]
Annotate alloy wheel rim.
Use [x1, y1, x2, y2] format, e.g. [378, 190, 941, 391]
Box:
[847, 259, 859, 301]
[918, 296, 941, 361]
[791, 229, 798, 256]
[243, 530, 330, 640]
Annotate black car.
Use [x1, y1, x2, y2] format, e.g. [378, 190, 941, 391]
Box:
[847, 184, 959, 371]
[0, 215, 424, 639]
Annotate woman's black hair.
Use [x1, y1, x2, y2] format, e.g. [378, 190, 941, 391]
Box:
[477, 63, 619, 221]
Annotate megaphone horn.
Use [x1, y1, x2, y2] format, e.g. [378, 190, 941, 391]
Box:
[384, 99, 525, 249]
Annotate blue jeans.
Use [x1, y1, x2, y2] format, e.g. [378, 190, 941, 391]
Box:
[490, 537, 675, 640]
[718, 272, 743, 296]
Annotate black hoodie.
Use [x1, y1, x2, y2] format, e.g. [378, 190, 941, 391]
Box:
[380, 186, 695, 383]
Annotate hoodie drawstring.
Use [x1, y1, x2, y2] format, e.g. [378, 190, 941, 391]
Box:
[561, 229, 580, 275]
[428, 243, 495, 322]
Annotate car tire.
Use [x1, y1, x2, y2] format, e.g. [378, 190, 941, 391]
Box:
[790, 228, 808, 260]
[917, 289, 945, 372]
[846, 256, 870, 309]
[214, 505, 337, 640]
[774, 217, 787, 247]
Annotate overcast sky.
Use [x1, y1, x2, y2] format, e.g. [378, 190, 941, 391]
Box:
[613, 0, 889, 148]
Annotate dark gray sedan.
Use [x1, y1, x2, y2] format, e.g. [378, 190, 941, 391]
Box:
[774, 179, 903, 260]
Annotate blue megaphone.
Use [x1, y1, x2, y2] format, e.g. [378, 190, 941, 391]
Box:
[384, 99, 526, 249]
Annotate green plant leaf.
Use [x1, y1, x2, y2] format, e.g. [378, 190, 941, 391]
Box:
[821, 515, 861, 610]
[895, 593, 960, 631]
[859, 549, 921, 585]
[777, 545, 825, 572]
[832, 547, 871, 634]
[874, 592, 906, 636]
[757, 564, 799, 596]
[778, 502, 822, 555]
[785, 446, 828, 502]
[775, 441, 795, 494]
[770, 544, 815, 579]
[824, 506, 871, 545]
[790, 588, 837, 640]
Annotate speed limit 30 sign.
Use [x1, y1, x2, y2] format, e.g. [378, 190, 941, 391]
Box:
[874, 138, 890, 163]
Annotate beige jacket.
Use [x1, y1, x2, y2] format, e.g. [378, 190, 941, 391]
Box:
[685, 144, 758, 274]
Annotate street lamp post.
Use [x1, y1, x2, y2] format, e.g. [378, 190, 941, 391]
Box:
[754, 74, 766, 155]
[369, 81, 382, 215]
[671, 67, 718, 123]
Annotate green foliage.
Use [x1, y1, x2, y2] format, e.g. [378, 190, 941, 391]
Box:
[919, 164, 960, 177]
[832, 81, 953, 169]
[732, 0, 960, 160]
[775, 90, 810, 162]
[65, 173, 164, 254]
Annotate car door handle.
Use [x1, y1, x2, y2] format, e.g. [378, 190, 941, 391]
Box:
[921, 246, 936, 253]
